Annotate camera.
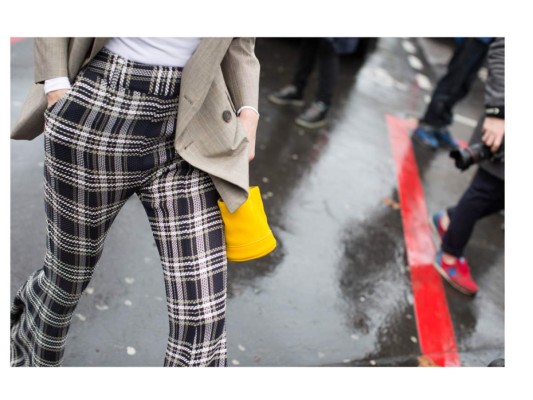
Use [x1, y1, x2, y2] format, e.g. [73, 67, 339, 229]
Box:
[449, 141, 504, 171]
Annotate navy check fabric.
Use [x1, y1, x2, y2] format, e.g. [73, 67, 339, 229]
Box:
[11, 49, 228, 367]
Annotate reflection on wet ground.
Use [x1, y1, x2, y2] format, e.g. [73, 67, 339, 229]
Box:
[226, 38, 503, 367]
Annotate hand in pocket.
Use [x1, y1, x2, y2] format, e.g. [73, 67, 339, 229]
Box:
[46, 89, 70, 112]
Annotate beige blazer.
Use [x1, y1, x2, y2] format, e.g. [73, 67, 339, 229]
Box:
[11, 37, 260, 213]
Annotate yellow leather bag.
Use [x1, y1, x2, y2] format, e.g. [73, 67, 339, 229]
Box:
[218, 186, 277, 262]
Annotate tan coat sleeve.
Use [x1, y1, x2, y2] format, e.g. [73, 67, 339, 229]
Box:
[220, 38, 260, 111]
[34, 38, 70, 83]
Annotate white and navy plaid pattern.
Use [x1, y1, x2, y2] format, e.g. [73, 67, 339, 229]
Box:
[11, 48, 228, 367]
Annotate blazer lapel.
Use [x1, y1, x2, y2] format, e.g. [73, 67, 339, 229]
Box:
[70, 37, 109, 78]
[175, 37, 233, 140]
[90, 37, 110, 60]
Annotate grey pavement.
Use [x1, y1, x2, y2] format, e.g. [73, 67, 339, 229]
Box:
[10, 38, 504, 367]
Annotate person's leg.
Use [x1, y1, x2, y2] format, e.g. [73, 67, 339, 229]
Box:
[415, 38, 490, 150]
[138, 159, 227, 367]
[421, 38, 490, 129]
[433, 167, 503, 295]
[268, 39, 320, 107]
[442, 167, 505, 258]
[315, 38, 339, 107]
[294, 39, 338, 129]
[10, 65, 135, 366]
[292, 38, 320, 94]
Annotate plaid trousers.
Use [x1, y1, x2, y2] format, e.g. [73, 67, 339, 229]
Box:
[10, 48, 228, 367]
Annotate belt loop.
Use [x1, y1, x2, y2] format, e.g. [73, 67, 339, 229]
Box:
[107, 52, 121, 90]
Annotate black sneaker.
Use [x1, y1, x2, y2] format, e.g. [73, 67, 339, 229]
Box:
[295, 101, 329, 129]
[267, 85, 304, 106]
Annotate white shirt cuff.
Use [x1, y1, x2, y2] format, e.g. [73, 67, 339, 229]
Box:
[236, 106, 259, 117]
[44, 77, 71, 94]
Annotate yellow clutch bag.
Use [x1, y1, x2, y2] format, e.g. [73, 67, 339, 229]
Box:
[218, 186, 277, 262]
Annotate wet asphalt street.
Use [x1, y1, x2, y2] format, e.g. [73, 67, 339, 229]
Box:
[10, 38, 504, 367]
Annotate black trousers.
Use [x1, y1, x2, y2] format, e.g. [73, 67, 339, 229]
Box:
[442, 167, 504, 258]
[291, 38, 339, 106]
[420, 38, 490, 129]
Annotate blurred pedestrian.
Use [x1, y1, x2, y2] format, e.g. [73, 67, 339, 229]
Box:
[268, 38, 359, 129]
[413, 37, 493, 150]
[431, 38, 504, 295]
[10, 37, 260, 367]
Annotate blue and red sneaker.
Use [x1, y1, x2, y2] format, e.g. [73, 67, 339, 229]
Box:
[434, 250, 479, 295]
[412, 127, 438, 150]
[431, 210, 448, 242]
[434, 130, 459, 150]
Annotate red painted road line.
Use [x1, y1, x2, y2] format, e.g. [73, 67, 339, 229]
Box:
[10, 37, 27, 44]
[386, 114, 460, 367]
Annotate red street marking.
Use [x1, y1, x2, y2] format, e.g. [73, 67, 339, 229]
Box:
[386, 114, 460, 367]
[10, 37, 27, 44]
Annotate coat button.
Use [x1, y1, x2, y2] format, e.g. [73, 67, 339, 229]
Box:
[222, 110, 232, 123]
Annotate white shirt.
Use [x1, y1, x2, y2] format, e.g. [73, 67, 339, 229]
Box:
[44, 38, 259, 116]
[104, 37, 202, 67]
